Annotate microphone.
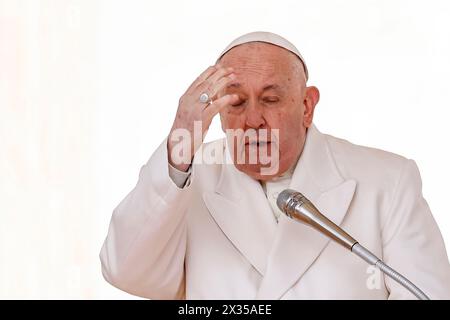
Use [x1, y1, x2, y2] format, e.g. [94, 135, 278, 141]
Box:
[277, 189, 430, 300]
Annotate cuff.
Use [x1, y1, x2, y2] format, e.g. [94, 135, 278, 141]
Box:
[168, 162, 192, 188]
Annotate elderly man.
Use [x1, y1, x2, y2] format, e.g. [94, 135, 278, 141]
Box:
[100, 32, 450, 299]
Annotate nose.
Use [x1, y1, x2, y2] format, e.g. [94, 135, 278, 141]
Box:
[244, 99, 266, 129]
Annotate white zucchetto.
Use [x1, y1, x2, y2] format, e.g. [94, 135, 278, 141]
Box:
[217, 31, 309, 81]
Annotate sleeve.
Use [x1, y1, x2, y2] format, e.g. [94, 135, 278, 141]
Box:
[168, 162, 192, 188]
[381, 159, 450, 299]
[99, 138, 194, 299]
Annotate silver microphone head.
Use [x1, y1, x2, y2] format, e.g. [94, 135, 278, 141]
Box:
[276, 188, 357, 250]
[276, 189, 304, 215]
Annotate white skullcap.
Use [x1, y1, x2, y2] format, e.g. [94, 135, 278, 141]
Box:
[217, 31, 309, 81]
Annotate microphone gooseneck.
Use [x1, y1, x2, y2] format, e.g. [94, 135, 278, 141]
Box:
[277, 189, 430, 300]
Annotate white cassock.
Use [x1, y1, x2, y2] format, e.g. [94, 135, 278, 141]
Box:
[100, 124, 450, 299]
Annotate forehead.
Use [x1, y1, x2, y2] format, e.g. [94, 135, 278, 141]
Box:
[219, 42, 297, 79]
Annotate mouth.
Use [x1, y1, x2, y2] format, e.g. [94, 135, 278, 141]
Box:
[245, 141, 271, 147]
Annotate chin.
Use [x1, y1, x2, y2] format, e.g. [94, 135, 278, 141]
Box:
[235, 163, 283, 181]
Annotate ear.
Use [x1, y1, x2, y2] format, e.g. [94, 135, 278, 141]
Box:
[303, 86, 320, 128]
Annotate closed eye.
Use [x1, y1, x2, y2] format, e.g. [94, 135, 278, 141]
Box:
[263, 96, 279, 104]
[231, 99, 246, 107]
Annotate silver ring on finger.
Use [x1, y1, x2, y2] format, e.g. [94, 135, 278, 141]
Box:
[199, 92, 211, 104]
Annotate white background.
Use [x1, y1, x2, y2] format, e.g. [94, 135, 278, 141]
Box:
[1, 0, 449, 299]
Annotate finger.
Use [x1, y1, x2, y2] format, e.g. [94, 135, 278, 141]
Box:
[209, 66, 234, 84]
[208, 73, 236, 99]
[200, 66, 234, 90]
[187, 66, 217, 92]
[203, 94, 239, 120]
[205, 67, 233, 84]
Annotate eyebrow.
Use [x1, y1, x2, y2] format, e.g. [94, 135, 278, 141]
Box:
[262, 84, 280, 91]
[227, 83, 241, 89]
[226, 83, 282, 92]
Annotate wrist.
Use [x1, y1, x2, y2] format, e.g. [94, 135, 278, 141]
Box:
[167, 139, 192, 172]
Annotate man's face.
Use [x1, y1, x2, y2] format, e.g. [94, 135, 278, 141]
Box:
[218, 42, 318, 181]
